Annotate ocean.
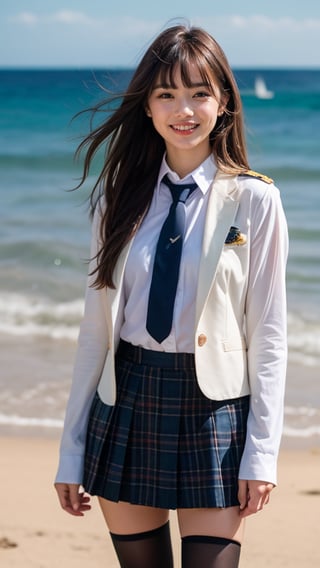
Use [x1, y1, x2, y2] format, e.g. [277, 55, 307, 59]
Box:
[0, 68, 319, 445]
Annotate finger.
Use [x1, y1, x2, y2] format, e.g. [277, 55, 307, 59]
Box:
[260, 483, 274, 507]
[240, 483, 273, 518]
[264, 493, 270, 505]
[55, 484, 91, 517]
[54, 483, 70, 509]
[239, 493, 262, 518]
[68, 484, 81, 511]
[68, 487, 92, 516]
[237, 480, 249, 511]
[77, 493, 92, 512]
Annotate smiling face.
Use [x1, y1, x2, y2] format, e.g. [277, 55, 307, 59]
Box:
[146, 64, 226, 176]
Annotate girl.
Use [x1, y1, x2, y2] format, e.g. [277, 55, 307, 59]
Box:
[55, 25, 288, 568]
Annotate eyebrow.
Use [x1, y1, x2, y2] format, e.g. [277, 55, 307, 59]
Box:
[153, 82, 211, 90]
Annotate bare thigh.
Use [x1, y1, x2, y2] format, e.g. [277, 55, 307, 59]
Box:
[177, 507, 245, 543]
[98, 498, 170, 535]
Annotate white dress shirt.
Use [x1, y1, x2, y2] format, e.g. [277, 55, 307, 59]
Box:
[121, 154, 216, 352]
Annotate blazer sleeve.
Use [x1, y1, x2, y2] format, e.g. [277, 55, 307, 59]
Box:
[55, 199, 109, 484]
[238, 183, 288, 485]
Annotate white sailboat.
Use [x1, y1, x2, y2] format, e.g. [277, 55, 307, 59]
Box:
[254, 76, 274, 99]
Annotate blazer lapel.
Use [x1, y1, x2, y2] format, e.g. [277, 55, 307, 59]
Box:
[106, 239, 133, 327]
[195, 171, 240, 324]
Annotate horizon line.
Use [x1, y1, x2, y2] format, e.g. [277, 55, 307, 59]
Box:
[0, 65, 320, 71]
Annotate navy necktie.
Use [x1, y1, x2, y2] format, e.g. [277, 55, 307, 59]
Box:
[146, 174, 197, 343]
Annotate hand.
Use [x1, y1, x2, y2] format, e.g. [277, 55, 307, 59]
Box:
[54, 483, 92, 517]
[238, 479, 274, 518]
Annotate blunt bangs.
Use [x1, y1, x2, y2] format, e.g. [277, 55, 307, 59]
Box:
[148, 30, 229, 100]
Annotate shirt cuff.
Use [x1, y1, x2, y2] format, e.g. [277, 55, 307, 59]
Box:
[238, 452, 278, 486]
[54, 454, 84, 485]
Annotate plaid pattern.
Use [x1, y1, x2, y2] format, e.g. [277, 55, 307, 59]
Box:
[83, 340, 249, 509]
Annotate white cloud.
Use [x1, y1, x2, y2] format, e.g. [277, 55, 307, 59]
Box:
[230, 16, 246, 28]
[249, 14, 320, 30]
[304, 18, 320, 29]
[51, 10, 93, 24]
[201, 13, 320, 32]
[9, 10, 159, 38]
[10, 10, 94, 26]
[10, 12, 39, 25]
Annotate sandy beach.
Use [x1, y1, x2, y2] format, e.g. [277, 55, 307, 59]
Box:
[1, 436, 319, 567]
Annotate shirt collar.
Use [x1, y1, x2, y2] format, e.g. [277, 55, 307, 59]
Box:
[156, 153, 217, 196]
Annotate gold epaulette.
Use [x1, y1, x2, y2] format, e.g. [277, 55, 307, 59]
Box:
[240, 169, 273, 184]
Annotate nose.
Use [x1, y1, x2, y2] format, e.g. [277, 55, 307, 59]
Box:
[174, 97, 194, 117]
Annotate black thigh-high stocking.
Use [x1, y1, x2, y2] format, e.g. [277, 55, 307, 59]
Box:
[110, 521, 173, 568]
[181, 535, 241, 568]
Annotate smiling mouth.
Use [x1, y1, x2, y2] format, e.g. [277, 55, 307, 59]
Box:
[171, 123, 199, 132]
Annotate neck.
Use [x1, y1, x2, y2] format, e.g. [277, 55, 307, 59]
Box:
[165, 146, 212, 179]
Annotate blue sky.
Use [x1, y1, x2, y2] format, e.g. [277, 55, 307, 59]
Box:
[1, 0, 319, 68]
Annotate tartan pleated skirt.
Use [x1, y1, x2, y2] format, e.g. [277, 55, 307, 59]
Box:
[83, 340, 250, 509]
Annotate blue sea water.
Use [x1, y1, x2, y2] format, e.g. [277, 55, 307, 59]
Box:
[0, 68, 319, 442]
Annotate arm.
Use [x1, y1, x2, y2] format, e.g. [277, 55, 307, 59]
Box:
[238, 183, 288, 514]
[55, 199, 109, 486]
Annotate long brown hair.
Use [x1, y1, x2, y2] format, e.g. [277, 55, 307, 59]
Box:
[76, 25, 249, 288]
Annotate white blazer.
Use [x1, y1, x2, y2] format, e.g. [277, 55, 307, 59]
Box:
[55, 170, 288, 487]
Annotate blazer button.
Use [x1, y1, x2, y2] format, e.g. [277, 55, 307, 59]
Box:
[198, 334, 207, 347]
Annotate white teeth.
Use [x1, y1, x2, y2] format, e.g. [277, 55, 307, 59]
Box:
[173, 124, 196, 131]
